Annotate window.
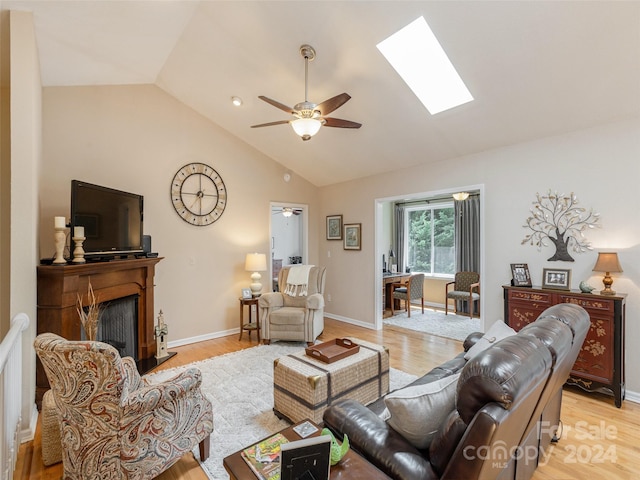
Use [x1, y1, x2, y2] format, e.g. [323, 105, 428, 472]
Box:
[377, 16, 473, 115]
[404, 203, 455, 276]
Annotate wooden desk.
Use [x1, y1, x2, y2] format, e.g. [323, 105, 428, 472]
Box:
[382, 273, 410, 317]
[223, 420, 391, 480]
[239, 297, 260, 341]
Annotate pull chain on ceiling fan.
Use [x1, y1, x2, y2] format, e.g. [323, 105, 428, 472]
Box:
[251, 44, 362, 141]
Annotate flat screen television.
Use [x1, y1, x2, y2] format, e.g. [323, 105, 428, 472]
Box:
[70, 180, 144, 257]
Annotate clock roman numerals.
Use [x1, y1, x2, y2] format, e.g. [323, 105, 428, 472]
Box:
[170, 163, 227, 226]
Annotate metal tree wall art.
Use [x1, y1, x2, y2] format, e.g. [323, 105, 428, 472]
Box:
[522, 190, 600, 262]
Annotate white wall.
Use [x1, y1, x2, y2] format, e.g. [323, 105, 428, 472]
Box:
[40, 85, 320, 344]
[320, 117, 640, 394]
[9, 9, 41, 440]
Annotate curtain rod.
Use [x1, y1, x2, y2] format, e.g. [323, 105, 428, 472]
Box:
[395, 192, 479, 207]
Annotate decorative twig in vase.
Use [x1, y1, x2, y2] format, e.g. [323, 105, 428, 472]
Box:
[77, 280, 102, 341]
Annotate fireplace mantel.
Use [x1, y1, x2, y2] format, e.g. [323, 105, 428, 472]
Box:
[36, 257, 163, 407]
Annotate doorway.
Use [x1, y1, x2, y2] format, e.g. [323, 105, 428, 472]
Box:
[374, 185, 485, 330]
[269, 202, 309, 292]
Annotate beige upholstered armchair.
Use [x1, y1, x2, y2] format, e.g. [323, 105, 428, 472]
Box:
[34, 333, 213, 480]
[390, 273, 425, 317]
[445, 271, 480, 318]
[259, 265, 326, 346]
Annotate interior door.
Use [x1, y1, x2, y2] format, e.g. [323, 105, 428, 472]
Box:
[269, 202, 308, 291]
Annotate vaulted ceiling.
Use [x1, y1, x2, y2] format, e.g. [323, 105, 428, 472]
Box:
[5, 1, 640, 186]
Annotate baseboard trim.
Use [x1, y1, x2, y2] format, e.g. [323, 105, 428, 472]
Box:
[167, 327, 238, 348]
[20, 402, 38, 444]
[624, 389, 640, 405]
[323, 313, 379, 330]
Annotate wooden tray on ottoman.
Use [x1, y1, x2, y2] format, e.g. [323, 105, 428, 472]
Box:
[305, 338, 360, 363]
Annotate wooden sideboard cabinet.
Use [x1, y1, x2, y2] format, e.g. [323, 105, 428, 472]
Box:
[503, 285, 625, 407]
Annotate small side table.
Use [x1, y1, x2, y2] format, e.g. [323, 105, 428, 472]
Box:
[239, 297, 260, 341]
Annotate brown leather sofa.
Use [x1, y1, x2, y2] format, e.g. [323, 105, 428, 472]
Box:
[323, 303, 589, 480]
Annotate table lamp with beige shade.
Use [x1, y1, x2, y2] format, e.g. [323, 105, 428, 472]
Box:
[592, 252, 623, 295]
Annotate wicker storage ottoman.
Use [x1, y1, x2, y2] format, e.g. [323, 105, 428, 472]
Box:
[41, 390, 62, 466]
[273, 338, 389, 423]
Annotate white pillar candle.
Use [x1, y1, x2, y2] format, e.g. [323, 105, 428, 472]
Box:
[54, 216, 66, 229]
[74, 226, 84, 238]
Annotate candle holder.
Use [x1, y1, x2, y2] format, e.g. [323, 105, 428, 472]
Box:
[72, 236, 86, 264]
[53, 227, 67, 265]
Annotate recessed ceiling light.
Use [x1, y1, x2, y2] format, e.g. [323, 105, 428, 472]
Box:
[231, 96, 243, 107]
[377, 16, 473, 115]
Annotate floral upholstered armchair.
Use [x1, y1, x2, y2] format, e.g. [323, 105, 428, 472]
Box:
[34, 333, 213, 480]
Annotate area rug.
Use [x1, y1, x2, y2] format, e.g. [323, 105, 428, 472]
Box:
[384, 308, 481, 341]
[147, 341, 417, 480]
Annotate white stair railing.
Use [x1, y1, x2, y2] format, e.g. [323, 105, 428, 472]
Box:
[0, 313, 29, 480]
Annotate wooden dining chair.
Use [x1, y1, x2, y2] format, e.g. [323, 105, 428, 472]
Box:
[390, 273, 425, 317]
[445, 271, 480, 318]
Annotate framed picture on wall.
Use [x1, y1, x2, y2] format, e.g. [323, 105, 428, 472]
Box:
[510, 263, 532, 287]
[343, 223, 361, 250]
[542, 268, 571, 290]
[326, 215, 343, 240]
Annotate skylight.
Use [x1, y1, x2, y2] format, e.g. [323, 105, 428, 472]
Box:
[377, 16, 473, 115]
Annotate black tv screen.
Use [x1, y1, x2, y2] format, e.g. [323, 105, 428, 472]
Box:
[70, 180, 143, 256]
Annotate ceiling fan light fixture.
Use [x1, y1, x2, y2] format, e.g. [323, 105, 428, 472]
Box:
[231, 96, 243, 107]
[282, 208, 293, 217]
[452, 191, 470, 201]
[251, 44, 361, 136]
[291, 117, 322, 140]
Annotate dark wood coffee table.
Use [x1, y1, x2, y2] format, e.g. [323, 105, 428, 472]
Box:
[223, 420, 391, 480]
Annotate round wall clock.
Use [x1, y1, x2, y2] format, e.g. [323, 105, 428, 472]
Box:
[171, 162, 227, 226]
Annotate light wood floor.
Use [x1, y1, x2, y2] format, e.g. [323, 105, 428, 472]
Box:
[16, 317, 640, 479]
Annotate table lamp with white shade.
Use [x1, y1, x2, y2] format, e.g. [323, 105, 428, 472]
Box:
[245, 253, 267, 296]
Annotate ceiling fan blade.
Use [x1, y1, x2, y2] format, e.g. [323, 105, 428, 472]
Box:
[251, 120, 291, 128]
[258, 96, 295, 114]
[323, 117, 362, 129]
[317, 93, 351, 116]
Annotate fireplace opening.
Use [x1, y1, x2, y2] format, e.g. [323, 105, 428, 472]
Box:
[81, 294, 139, 360]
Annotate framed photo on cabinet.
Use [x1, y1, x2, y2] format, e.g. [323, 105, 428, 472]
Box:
[542, 268, 571, 290]
[343, 223, 361, 250]
[510, 263, 532, 287]
[326, 215, 343, 240]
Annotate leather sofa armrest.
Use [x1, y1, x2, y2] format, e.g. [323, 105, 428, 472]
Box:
[258, 292, 283, 308]
[323, 399, 436, 480]
[463, 331, 484, 351]
[305, 293, 324, 310]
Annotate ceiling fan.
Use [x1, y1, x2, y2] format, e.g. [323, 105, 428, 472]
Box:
[251, 44, 362, 141]
[273, 207, 303, 217]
